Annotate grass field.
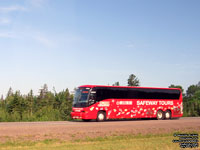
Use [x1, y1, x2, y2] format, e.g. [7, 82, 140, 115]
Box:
[1, 132, 199, 150]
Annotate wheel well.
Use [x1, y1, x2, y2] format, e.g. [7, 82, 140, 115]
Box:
[165, 109, 172, 115]
[98, 110, 106, 114]
[165, 109, 172, 116]
[157, 109, 163, 113]
[166, 109, 171, 113]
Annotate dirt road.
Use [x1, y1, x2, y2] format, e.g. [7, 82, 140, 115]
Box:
[0, 117, 200, 142]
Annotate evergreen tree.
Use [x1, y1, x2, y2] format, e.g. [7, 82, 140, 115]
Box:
[27, 90, 34, 117]
[112, 82, 120, 86]
[127, 74, 140, 86]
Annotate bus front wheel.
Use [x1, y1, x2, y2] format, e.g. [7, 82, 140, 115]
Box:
[96, 111, 106, 122]
[157, 110, 164, 120]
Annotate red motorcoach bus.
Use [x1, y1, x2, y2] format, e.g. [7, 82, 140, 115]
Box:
[71, 85, 183, 121]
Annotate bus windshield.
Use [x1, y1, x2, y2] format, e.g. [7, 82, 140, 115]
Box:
[73, 88, 90, 107]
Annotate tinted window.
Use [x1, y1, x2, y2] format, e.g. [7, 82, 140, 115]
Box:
[96, 87, 180, 101]
[73, 88, 90, 108]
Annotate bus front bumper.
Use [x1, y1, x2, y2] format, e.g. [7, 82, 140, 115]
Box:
[71, 112, 91, 119]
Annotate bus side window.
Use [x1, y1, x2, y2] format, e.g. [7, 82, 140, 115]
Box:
[88, 91, 96, 105]
[96, 89, 102, 102]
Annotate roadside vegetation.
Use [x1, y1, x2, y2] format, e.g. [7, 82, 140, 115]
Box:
[0, 84, 73, 122]
[0, 74, 200, 122]
[168, 82, 200, 117]
[2, 132, 198, 150]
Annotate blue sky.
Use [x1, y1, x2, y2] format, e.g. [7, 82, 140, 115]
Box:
[0, 0, 200, 96]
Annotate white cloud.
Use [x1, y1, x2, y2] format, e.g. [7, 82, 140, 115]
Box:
[0, 5, 26, 13]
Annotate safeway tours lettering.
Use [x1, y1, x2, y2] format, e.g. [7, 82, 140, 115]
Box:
[137, 100, 173, 106]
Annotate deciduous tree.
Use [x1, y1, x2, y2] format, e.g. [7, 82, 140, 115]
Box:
[127, 74, 140, 86]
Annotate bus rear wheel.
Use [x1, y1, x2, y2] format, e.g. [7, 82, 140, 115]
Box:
[157, 110, 164, 120]
[165, 110, 171, 119]
[96, 111, 106, 122]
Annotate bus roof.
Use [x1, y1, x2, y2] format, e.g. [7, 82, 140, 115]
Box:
[79, 85, 181, 91]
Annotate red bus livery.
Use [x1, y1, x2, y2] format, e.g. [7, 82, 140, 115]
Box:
[71, 85, 183, 121]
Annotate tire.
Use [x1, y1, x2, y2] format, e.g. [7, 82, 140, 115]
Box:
[165, 110, 171, 119]
[96, 111, 106, 122]
[157, 110, 164, 120]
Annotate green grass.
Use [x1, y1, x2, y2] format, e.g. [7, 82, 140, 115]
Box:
[0, 132, 199, 150]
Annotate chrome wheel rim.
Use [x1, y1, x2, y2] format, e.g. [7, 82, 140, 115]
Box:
[158, 112, 163, 119]
[165, 112, 170, 119]
[98, 113, 104, 121]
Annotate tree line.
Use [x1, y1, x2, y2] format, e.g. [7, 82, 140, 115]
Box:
[0, 74, 199, 122]
[0, 84, 73, 122]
